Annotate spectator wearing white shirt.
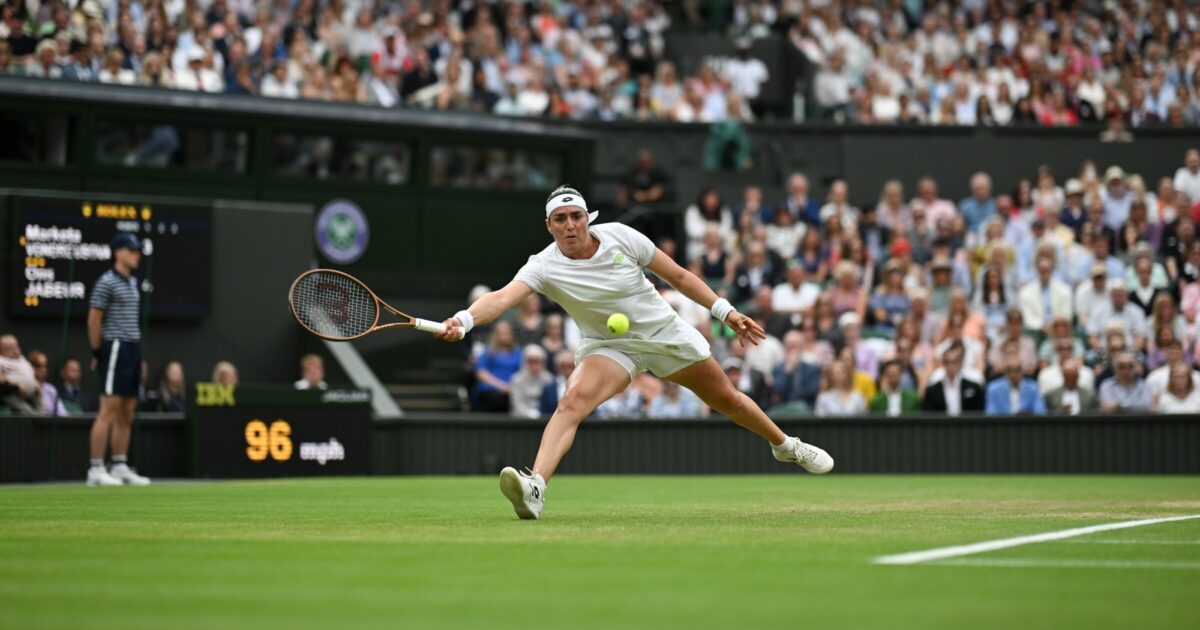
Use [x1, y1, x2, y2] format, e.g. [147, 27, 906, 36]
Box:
[1101, 166, 1133, 231]
[174, 48, 223, 92]
[509, 345, 553, 419]
[1155, 363, 1200, 413]
[764, 206, 805, 260]
[516, 78, 550, 116]
[814, 52, 851, 121]
[1038, 340, 1096, 395]
[1044, 358, 1098, 415]
[1173, 149, 1200, 205]
[261, 63, 299, 99]
[294, 354, 328, 391]
[725, 39, 769, 117]
[1017, 251, 1073, 332]
[1145, 340, 1200, 404]
[98, 49, 136, 85]
[1087, 280, 1148, 352]
[772, 263, 820, 318]
[818, 180, 859, 231]
[0, 334, 40, 413]
[1074, 263, 1108, 330]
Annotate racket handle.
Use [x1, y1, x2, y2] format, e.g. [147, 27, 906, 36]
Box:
[413, 318, 447, 334]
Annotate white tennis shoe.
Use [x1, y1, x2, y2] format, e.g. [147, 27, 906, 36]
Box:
[86, 467, 123, 486]
[109, 464, 152, 486]
[499, 466, 545, 520]
[772, 437, 835, 474]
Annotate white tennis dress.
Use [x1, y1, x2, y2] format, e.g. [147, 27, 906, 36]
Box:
[514, 223, 711, 378]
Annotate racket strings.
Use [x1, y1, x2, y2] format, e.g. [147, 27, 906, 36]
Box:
[292, 272, 378, 339]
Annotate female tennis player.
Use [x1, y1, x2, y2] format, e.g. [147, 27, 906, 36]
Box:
[436, 186, 833, 519]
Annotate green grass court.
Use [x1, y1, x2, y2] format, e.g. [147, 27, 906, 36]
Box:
[2, 476, 1198, 629]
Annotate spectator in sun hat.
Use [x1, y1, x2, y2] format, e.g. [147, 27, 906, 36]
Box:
[1101, 166, 1134, 231]
[927, 255, 956, 314]
[1060, 178, 1089, 234]
[869, 258, 910, 332]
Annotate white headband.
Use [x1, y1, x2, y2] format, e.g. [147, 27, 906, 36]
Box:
[545, 191, 598, 224]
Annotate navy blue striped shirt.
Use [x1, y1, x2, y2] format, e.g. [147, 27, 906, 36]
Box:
[89, 269, 141, 342]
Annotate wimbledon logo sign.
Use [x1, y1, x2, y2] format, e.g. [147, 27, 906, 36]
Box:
[315, 199, 369, 264]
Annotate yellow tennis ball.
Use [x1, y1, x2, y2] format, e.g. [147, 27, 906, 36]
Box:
[607, 313, 630, 336]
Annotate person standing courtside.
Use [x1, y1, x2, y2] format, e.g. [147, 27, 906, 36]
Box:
[86, 233, 151, 486]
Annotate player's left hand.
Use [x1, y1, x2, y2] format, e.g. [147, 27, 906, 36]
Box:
[725, 311, 766, 347]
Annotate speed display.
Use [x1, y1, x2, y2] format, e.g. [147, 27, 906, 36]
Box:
[8, 194, 212, 318]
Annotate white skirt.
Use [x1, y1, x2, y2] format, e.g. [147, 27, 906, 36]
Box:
[575, 315, 711, 378]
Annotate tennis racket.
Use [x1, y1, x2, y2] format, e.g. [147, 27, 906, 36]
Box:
[289, 269, 448, 341]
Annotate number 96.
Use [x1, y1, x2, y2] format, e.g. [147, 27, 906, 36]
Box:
[245, 419, 293, 462]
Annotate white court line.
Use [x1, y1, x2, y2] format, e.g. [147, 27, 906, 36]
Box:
[873, 514, 1200, 565]
[1062, 539, 1200, 545]
[931, 558, 1200, 570]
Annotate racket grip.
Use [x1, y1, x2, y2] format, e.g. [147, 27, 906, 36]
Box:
[413, 318, 447, 334]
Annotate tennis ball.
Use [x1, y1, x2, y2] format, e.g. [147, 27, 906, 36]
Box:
[607, 313, 630, 336]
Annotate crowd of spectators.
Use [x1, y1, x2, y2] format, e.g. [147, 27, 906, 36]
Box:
[464, 147, 1200, 418]
[3, 1, 1197, 129]
[803, 0, 1200, 128]
[0, 332, 189, 414]
[0, 333, 337, 416]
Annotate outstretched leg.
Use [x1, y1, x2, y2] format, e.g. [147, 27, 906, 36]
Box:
[666, 356, 833, 473]
[532, 355, 631, 481]
[664, 357, 787, 445]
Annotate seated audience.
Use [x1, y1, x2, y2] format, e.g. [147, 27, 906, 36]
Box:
[510, 345, 553, 419]
[922, 342, 985, 416]
[1155, 364, 1200, 413]
[475, 321, 522, 413]
[59, 358, 93, 412]
[647, 382, 704, 418]
[27, 350, 65, 416]
[540, 351, 575, 416]
[1098, 352, 1151, 412]
[986, 355, 1046, 416]
[869, 360, 920, 417]
[294, 354, 328, 390]
[0, 334, 40, 413]
[149, 361, 187, 413]
[815, 360, 866, 418]
[1044, 359, 1099, 415]
[771, 331, 823, 412]
[212, 361, 239, 386]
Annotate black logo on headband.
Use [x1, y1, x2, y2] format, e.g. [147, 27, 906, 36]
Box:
[561, 197, 573, 203]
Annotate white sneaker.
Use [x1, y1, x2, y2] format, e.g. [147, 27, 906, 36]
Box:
[86, 467, 123, 486]
[772, 437, 835, 474]
[109, 464, 152, 486]
[499, 466, 545, 520]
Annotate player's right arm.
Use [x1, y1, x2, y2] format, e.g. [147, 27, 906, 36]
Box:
[87, 307, 104, 370]
[435, 280, 533, 343]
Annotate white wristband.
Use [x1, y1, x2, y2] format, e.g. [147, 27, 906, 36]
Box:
[454, 310, 474, 334]
[711, 298, 735, 324]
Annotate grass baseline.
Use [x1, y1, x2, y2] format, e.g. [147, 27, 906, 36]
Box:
[1, 475, 1198, 630]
